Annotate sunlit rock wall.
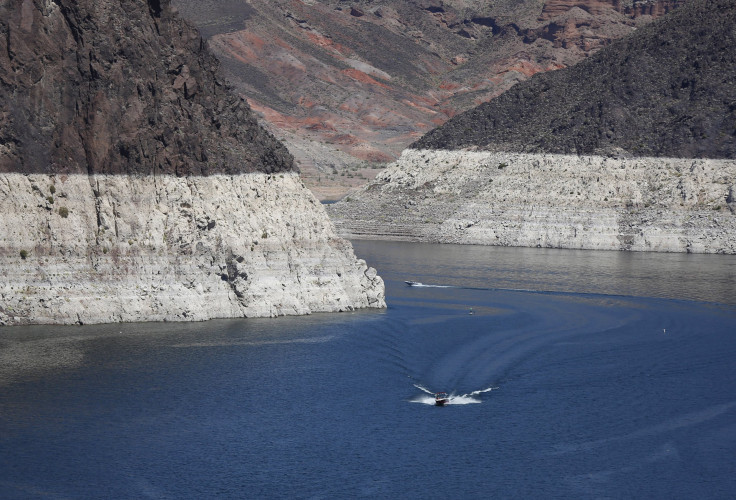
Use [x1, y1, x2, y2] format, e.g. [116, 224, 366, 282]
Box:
[0, 172, 385, 325]
[328, 149, 736, 253]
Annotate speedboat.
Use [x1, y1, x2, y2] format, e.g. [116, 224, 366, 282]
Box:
[405, 280, 422, 287]
[435, 392, 449, 406]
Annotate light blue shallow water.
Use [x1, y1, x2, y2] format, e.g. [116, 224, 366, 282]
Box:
[1, 241, 735, 498]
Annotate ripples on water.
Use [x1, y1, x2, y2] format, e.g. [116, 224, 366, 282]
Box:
[1, 242, 735, 498]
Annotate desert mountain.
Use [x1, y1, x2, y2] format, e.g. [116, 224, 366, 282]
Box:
[327, 0, 735, 254]
[0, 0, 384, 326]
[0, 0, 293, 176]
[172, 0, 680, 198]
[414, 0, 736, 158]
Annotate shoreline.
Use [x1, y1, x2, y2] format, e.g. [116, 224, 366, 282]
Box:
[328, 149, 736, 254]
[0, 172, 385, 326]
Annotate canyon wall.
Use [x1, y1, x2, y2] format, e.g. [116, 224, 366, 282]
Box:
[328, 150, 736, 253]
[172, 0, 680, 199]
[0, 0, 384, 326]
[0, 172, 384, 325]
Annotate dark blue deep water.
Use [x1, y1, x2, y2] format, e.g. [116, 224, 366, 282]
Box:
[2, 241, 736, 499]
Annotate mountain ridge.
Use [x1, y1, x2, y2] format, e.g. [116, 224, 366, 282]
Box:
[0, 0, 294, 176]
[413, 0, 736, 158]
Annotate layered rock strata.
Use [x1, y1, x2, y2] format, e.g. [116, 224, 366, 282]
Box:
[0, 172, 384, 325]
[328, 150, 736, 253]
[0, 0, 385, 325]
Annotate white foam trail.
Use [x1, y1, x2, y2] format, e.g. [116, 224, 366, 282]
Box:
[466, 386, 499, 397]
[413, 383, 435, 395]
[448, 394, 482, 404]
[409, 394, 437, 405]
[406, 281, 455, 288]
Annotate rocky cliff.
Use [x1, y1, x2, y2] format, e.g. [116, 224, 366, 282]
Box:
[329, 0, 735, 253]
[0, 0, 384, 325]
[328, 150, 736, 253]
[414, 0, 736, 158]
[1, 0, 294, 176]
[0, 172, 384, 325]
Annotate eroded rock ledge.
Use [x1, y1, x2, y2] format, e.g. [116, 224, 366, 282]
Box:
[0, 172, 385, 326]
[328, 149, 736, 253]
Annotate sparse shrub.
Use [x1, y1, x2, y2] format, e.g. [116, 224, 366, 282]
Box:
[58, 207, 69, 218]
[497, 162, 507, 169]
[261, 230, 268, 239]
[49, 185, 56, 194]
[19, 249, 28, 260]
[46, 196, 54, 204]
[713, 205, 722, 210]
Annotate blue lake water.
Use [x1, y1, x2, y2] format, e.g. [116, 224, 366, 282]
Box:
[1, 241, 735, 499]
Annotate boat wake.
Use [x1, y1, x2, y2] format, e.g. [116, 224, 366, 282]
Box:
[405, 281, 455, 288]
[410, 383, 499, 405]
[405, 279, 687, 304]
[406, 279, 542, 294]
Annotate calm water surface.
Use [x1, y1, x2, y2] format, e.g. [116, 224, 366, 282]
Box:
[1, 242, 735, 498]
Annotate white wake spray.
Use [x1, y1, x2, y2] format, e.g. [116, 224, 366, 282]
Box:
[413, 383, 435, 395]
[410, 383, 499, 405]
[405, 281, 455, 288]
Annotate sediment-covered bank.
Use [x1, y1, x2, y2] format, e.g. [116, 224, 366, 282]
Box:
[0, 172, 384, 325]
[328, 149, 736, 253]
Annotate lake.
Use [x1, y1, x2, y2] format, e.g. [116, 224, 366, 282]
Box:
[1, 241, 735, 498]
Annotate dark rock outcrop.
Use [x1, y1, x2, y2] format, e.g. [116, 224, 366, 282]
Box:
[0, 0, 295, 176]
[413, 0, 736, 158]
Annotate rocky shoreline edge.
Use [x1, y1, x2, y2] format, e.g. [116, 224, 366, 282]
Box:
[327, 149, 736, 254]
[0, 172, 385, 326]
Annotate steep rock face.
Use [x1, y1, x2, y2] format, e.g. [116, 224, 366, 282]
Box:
[172, 0, 680, 199]
[0, 0, 385, 325]
[0, 0, 293, 176]
[0, 173, 384, 325]
[527, 0, 681, 53]
[414, 0, 736, 158]
[539, 0, 679, 19]
[328, 150, 736, 253]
